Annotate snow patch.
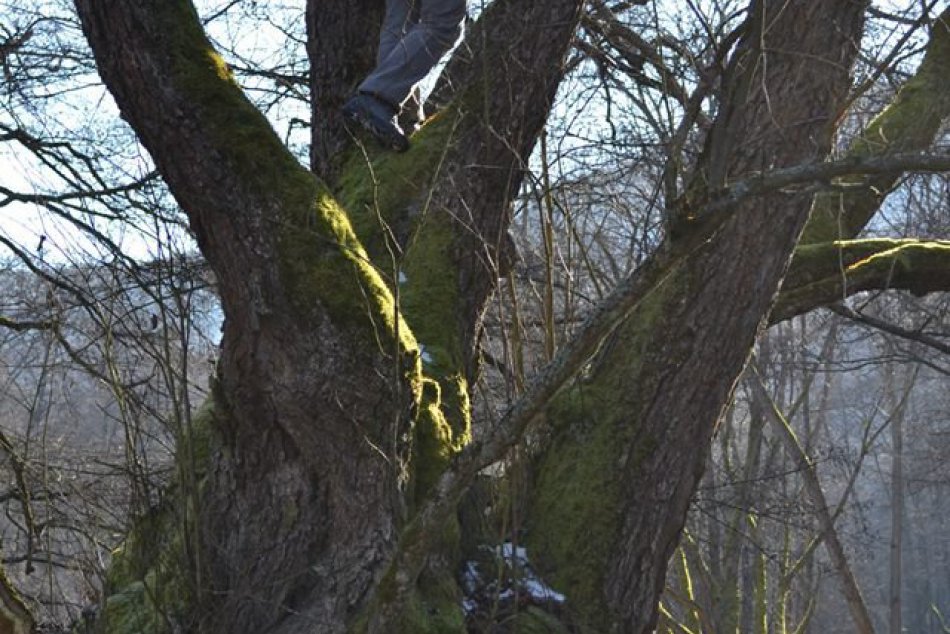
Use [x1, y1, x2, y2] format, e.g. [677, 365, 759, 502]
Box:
[524, 577, 566, 603]
[460, 541, 567, 621]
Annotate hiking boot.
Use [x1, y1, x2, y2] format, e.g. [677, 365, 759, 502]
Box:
[342, 93, 410, 153]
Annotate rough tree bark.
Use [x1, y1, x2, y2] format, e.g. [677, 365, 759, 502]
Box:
[519, 3, 866, 631]
[61, 1, 950, 633]
[74, 0, 584, 632]
[306, 0, 385, 183]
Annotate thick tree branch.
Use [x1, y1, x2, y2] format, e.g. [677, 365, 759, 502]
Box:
[774, 239, 950, 322]
[801, 8, 950, 243]
[415, 0, 589, 384]
[703, 152, 950, 217]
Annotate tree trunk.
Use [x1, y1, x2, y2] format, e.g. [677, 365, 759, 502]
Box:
[306, 0, 385, 183]
[73, 1, 419, 630]
[522, 2, 866, 631]
[74, 0, 583, 631]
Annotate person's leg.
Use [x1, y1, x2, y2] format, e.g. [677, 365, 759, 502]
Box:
[343, 0, 462, 151]
[376, 0, 418, 67]
[359, 0, 466, 109]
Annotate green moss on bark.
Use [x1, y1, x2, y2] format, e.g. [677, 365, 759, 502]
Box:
[524, 267, 681, 631]
[351, 517, 465, 634]
[142, 6, 478, 628]
[334, 110, 473, 501]
[778, 239, 950, 319]
[335, 110, 462, 263]
[401, 202, 471, 478]
[525, 383, 624, 632]
[157, 0, 419, 361]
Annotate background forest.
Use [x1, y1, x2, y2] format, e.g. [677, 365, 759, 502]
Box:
[0, 1, 949, 632]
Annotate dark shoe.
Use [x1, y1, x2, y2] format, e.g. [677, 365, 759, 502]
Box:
[342, 93, 410, 153]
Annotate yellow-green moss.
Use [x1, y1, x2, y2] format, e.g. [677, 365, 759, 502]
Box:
[276, 180, 419, 357]
[413, 380, 457, 498]
[525, 383, 625, 631]
[102, 4, 476, 632]
[779, 239, 950, 318]
[401, 203, 471, 448]
[336, 110, 462, 264]
[334, 109, 474, 501]
[158, 0, 418, 362]
[164, 0, 308, 198]
[97, 515, 191, 634]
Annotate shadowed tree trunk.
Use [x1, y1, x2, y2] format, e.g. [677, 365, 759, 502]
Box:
[306, 0, 385, 183]
[73, 0, 584, 631]
[53, 1, 950, 633]
[520, 4, 866, 631]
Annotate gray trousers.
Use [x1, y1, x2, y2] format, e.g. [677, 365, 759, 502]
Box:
[360, 0, 466, 117]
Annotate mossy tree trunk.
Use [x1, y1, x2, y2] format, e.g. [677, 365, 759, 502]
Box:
[68, 1, 950, 633]
[523, 5, 866, 631]
[75, 0, 583, 632]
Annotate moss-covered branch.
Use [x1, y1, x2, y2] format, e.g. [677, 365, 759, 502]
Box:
[774, 239, 950, 322]
[800, 8, 950, 243]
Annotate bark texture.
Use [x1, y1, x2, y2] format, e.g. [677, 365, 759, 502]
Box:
[66, 0, 950, 633]
[0, 567, 31, 634]
[800, 8, 950, 244]
[306, 0, 386, 182]
[74, 1, 415, 631]
[524, 2, 867, 632]
[409, 0, 588, 384]
[74, 0, 585, 631]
